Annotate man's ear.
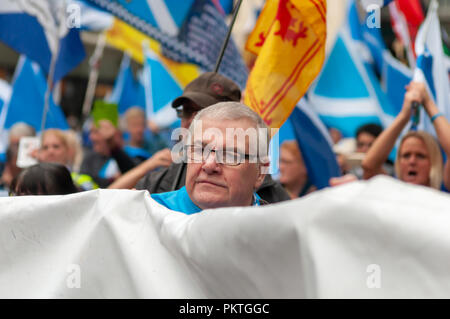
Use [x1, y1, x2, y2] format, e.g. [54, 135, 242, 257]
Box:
[254, 162, 269, 189]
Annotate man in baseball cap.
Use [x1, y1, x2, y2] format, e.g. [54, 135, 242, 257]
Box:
[172, 72, 241, 129]
[113, 72, 290, 204]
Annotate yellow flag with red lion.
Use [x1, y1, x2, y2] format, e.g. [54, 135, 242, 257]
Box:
[244, 0, 327, 129]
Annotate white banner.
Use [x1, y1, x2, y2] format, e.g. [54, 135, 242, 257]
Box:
[1, 176, 450, 298]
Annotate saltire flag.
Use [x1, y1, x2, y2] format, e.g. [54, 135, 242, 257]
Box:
[108, 50, 182, 130]
[137, 48, 183, 129]
[360, 12, 413, 115]
[413, 0, 450, 134]
[84, 0, 248, 88]
[107, 54, 141, 115]
[244, 0, 327, 129]
[287, 99, 341, 189]
[0, 0, 86, 83]
[0, 56, 69, 138]
[74, 0, 201, 87]
[361, 13, 387, 75]
[308, 0, 395, 138]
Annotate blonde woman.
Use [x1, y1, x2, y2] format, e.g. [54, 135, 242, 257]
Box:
[39, 129, 98, 191]
[362, 82, 450, 191]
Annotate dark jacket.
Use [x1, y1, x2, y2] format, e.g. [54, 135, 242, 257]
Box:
[135, 162, 290, 204]
[80, 147, 136, 188]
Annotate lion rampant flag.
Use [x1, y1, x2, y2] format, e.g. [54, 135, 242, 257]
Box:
[244, 0, 327, 129]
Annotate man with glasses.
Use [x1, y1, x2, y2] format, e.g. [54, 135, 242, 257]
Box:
[151, 102, 269, 213]
[135, 72, 290, 204]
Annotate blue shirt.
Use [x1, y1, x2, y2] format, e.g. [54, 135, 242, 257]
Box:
[151, 186, 263, 215]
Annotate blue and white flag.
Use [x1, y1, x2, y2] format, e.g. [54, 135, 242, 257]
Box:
[413, 0, 450, 133]
[0, 79, 11, 117]
[289, 99, 341, 189]
[271, 98, 340, 189]
[138, 48, 182, 129]
[0, 0, 86, 83]
[108, 54, 141, 115]
[71, 0, 113, 31]
[308, 0, 394, 138]
[0, 79, 12, 161]
[85, 0, 248, 88]
[361, 2, 413, 116]
[381, 51, 413, 114]
[0, 56, 69, 136]
[109, 49, 182, 129]
[85, 0, 194, 36]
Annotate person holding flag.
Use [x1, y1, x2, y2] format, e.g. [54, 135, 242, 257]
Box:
[362, 82, 450, 191]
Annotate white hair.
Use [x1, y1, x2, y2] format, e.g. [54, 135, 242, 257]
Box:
[9, 122, 35, 140]
[188, 102, 270, 159]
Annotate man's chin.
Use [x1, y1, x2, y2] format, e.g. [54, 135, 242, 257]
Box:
[192, 189, 228, 209]
[195, 181, 227, 191]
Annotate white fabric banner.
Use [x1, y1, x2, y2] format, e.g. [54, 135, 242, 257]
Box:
[1, 176, 450, 298]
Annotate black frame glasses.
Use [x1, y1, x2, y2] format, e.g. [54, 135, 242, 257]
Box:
[184, 144, 257, 166]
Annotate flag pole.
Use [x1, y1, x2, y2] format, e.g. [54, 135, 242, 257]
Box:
[41, 4, 66, 133]
[213, 0, 243, 73]
[81, 33, 106, 122]
[41, 46, 59, 133]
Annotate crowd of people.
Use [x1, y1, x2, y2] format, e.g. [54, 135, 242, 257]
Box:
[0, 72, 449, 213]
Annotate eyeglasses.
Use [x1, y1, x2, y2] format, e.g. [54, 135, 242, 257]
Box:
[184, 145, 256, 166]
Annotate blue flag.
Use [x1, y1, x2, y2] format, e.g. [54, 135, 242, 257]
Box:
[0, 1, 86, 83]
[108, 50, 182, 129]
[413, 0, 450, 133]
[290, 99, 341, 189]
[85, 0, 248, 88]
[0, 79, 12, 162]
[308, 0, 395, 137]
[361, 6, 412, 116]
[0, 79, 11, 119]
[108, 54, 141, 115]
[0, 56, 69, 134]
[218, 0, 234, 15]
[137, 48, 182, 129]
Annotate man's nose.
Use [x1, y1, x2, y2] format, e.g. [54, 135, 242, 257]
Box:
[202, 151, 220, 174]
